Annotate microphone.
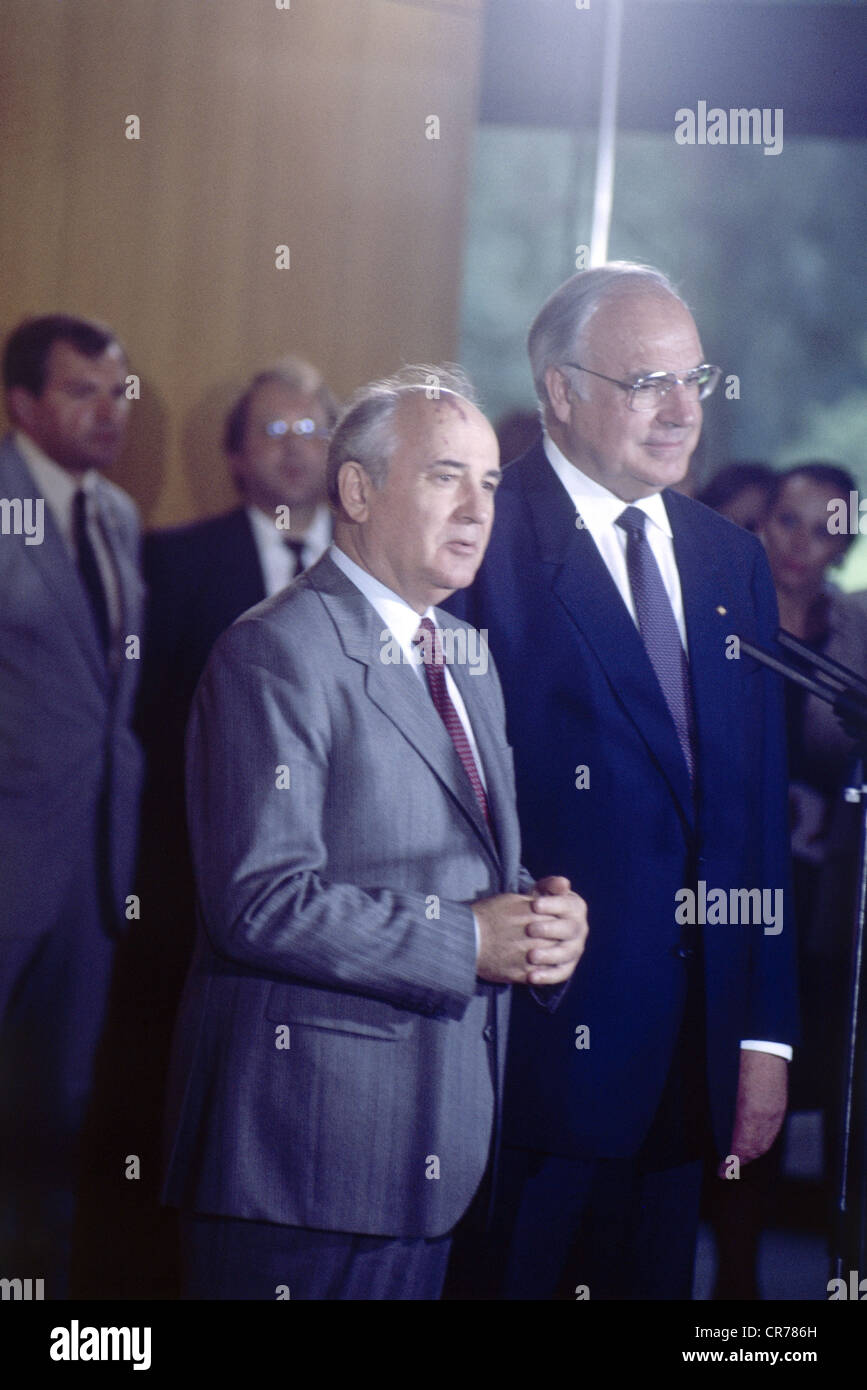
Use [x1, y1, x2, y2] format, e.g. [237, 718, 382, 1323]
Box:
[715, 605, 867, 737]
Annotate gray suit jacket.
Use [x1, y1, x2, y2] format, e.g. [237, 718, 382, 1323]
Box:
[0, 435, 144, 941]
[163, 552, 535, 1237]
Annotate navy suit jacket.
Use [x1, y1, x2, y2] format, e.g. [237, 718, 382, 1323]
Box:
[138, 507, 266, 769]
[447, 440, 799, 1160]
[136, 506, 271, 913]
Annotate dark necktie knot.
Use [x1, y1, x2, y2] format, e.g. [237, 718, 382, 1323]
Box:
[616, 505, 648, 538]
[283, 537, 306, 576]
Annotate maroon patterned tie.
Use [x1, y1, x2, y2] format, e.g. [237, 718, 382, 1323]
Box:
[414, 617, 491, 827]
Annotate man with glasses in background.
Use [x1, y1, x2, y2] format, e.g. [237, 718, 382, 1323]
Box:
[126, 359, 337, 1295]
[447, 263, 798, 1300]
[140, 355, 336, 728]
[138, 355, 337, 928]
[138, 354, 336, 821]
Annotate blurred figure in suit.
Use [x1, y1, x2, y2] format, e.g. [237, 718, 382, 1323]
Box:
[138, 355, 337, 782]
[137, 357, 336, 929]
[0, 314, 143, 1297]
[109, 358, 337, 1296]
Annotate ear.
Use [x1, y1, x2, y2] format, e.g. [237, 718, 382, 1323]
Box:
[226, 452, 246, 491]
[337, 460, 372, 522]
[544, 365, 573, 425]
[7, 385, 36, 431]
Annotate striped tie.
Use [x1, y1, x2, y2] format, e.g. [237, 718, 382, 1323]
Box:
[414, 617, 491, 826]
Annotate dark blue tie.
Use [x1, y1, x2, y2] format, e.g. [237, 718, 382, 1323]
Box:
[283, 537, 306, 578]
[616, 505, 695, 783]
[73, 488, 110, 654]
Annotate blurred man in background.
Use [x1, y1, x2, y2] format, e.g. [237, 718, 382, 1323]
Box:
[139, 355, 336, 752]
[136, 355, 337, 954]
[103, 357, 338, 1296]
[0, 314, 143, 1297]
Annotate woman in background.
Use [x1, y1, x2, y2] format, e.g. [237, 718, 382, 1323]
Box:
[707, 461, 867, 1297]
[697, 461, 775, 534]
[763, 463, 867, 1118]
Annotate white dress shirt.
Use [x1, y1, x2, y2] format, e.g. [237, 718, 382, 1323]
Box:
[329, 542, 491, 957]
[544, 433, 688, 649]
[543, 434, 791, 1064]
[16, 430, 123, 642]
[328, 543, 487, 791]
[247, 502, 332, 598]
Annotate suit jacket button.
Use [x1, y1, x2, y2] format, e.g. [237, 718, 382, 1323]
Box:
[673, 945, 695, 960]
[482, 1025, 495, 1042]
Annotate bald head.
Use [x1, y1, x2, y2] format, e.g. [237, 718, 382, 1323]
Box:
[333, 380, 501, 613]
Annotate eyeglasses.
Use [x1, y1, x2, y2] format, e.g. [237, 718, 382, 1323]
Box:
[561, 362, 722, 412]
[263, 418, 331, 440]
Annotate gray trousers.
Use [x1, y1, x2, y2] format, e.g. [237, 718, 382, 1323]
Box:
[180, 1211, 452, 1301]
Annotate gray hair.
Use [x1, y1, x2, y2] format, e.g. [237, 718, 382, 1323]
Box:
[527, 262, 686, 412]
[326, 363, 479, 510]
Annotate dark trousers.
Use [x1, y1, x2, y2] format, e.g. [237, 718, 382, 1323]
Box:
[0, 876, 115, 1300]
[496, 1149, 704, 1300]
[180, 1212, 453, 1300]
[447, 958, 712, 1300]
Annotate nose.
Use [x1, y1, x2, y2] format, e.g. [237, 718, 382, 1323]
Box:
[96, 391, 126, 422]
[457, 479, 493, 524]
[657, 382, 699, 427]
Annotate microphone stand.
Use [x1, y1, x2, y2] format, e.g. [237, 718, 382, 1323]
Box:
[729, 621, 867, 1284]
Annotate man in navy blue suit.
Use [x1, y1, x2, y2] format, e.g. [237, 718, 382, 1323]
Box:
[447, 263, 798, 1300]
[138, 356, 336, 763]
[109, 359, 337, 1296]
[136, 356, 337, 961]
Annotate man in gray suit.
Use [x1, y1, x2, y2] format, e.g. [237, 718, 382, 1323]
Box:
[0, 315, 144, 1297]
[163, 366, 588, 1300]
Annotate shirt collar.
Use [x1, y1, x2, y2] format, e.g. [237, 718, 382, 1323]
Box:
[247, 501, 332, 551]
[14, 432, 100, 552]
[15, 430, 99, 499]
[304, 503, 333, 553]
[543, 432, 673, 539]
[329, 542, 436, 664]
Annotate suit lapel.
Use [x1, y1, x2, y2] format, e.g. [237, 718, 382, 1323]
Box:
[233, 509, 268, 607]
[520, 446, 694, 827]
[311, 556, 502, 865]
[1, 444, 108, 688]
[666, 490, 732, 816]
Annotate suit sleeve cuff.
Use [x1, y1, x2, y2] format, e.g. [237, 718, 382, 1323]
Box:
[741, 1039, 793, 1062]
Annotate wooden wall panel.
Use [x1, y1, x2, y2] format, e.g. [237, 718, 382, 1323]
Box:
[0, 0, 484, 523]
